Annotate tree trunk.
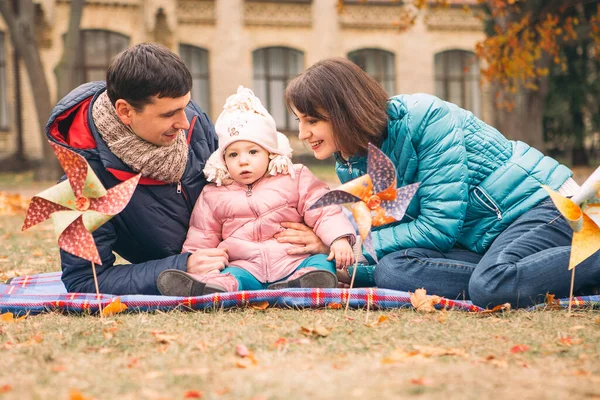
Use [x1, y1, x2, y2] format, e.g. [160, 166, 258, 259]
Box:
[54, 0, 84, 100]
[0, 1, 58, 180]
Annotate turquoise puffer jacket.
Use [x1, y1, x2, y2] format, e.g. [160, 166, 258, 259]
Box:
[336, 94, 572, 260]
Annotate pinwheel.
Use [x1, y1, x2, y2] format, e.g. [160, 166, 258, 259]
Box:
[22, 141, 140, 313]
[308, 143, 419, 318]
[543, 166, 600, 312]
[309, 143, 419, 263]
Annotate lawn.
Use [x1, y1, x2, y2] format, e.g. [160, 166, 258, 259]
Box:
[0, 171, 600, 399]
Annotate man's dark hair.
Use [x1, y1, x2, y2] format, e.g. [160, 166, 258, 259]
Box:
[106, 42, 192, 110]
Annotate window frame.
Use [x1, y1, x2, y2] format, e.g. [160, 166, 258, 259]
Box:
[348, 48, 396, 96]
[76, 29, 130, 83]
[179, 44, 211, 115]
[434, 49, 481, 116]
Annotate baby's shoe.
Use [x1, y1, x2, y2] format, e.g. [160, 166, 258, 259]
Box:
[267, 269, 338, 290]
[157, 269, 228, 296]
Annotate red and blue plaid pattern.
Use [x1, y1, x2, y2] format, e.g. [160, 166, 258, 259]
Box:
[1, 272, 598, 316]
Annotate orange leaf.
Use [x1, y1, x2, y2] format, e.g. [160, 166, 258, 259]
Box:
[249, 301, 269, 310]
[184, 390, 204, 398]
[0, 312, 26, 323]
[480, 303, 512, 314]
[510, 344, 530, 354]
[101, 298, 128, 316]
[327, 302, 343, 309]
[544, 293, 562, 310]
[0, 384, 12, 393]
[409, 288, 441, 312]
[69, 389, 92, 400]
[273, 337, 287, 347]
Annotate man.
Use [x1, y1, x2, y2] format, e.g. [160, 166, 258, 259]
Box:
[49, 43, 325, 295]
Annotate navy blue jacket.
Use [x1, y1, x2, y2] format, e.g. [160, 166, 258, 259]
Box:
[46, 82, 218, 295]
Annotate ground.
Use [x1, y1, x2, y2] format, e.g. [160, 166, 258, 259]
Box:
[0, 169, 599, 400]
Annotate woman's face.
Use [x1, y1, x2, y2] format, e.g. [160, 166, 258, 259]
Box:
[294, 109, 338, 160]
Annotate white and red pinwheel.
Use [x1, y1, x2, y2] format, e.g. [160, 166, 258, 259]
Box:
[22, 142, 140, 265]
[308, 143, 419, 263]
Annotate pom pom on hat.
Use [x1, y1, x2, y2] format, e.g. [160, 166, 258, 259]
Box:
[204, 86, 294, 185]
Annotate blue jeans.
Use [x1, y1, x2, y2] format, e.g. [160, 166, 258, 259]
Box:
[374, 200, 600, 308]
[224, 254, 336, 291]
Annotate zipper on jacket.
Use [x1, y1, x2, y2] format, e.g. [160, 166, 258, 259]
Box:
[177, 181, 182, 194]
[347, 161, 353, 174]
[246, 184, 253, 197]
[473, 187, 502, 220]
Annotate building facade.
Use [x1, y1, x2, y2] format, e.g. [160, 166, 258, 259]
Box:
[0, 0, 489, 160]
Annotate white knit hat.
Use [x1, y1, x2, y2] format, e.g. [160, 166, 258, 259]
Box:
[203, 86, 294, 186]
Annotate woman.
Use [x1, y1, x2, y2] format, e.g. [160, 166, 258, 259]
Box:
[282, 57, 600, 308]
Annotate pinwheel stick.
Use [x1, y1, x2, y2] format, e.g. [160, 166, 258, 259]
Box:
[344, 262, 359, 318]
[91, 262, 104, 316]
[568, 268, 575, 314]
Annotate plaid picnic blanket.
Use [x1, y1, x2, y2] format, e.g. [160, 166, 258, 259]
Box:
[1, 272, 599, 316]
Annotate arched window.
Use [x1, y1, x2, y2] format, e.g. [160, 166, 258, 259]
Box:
[435, 50, 481, 116]
[348, 49, 396, 96]
[0, 32, 8, 129]
[76, 30, 129, 83]
[179, 44, 210, 114]
[253, 47, 304, 131]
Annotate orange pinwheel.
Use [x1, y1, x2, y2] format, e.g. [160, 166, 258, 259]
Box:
[309, 143, 419, 262]
[22, 141, 140, 264]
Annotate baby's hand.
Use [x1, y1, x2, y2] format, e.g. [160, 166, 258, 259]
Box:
[327, 237, 354, 270]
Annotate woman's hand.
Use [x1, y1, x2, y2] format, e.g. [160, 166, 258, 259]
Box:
[186, 248, 229, 275]
[275, 222, 329, 255]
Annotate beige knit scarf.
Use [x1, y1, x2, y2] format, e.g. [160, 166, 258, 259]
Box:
[91, 91, 189, 183]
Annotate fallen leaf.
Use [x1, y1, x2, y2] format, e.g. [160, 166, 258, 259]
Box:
[0, 384, 12, 393]
[569, 325, 585, 331]
[69, 389, 92, 400]
[151, 331, 181, 345]
[0, 192, 30, 216]
[365, 314, 390, 328]
[558, 337, 583, 347]
[327, 303, 343, 309]
[249, 301, 269, 310]
[566, 369, 592, 377]
[52, 365, 67, 372]
[410, 377, 433, 386]
[0, 312, 26, 323]
[413, 345, 467, 357]
[510, 344, 530, 354]
[236, 358, 254, 369]
[184, 390, 203, 398]
[127, 358, 139, 368]
[273, 337, 287, 347]
[409, 288, 441, 313]
[214, 387, 231, 396]
[480, 355, 508, 368]
[480, 303, 512, 314]
[236, 344, 250, 357]
[101, 298, 128, 316]
[544, 293, 562, 310]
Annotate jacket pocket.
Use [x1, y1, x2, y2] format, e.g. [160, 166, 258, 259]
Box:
[472, 187, 503, 221]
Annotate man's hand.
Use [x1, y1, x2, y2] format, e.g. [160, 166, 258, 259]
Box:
[275, 222, 329, 255]
[327, 237, 354, 269]
[186, 248, 229, 275]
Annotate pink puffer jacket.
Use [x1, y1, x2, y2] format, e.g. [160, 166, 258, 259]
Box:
[182, 164, 355, 283]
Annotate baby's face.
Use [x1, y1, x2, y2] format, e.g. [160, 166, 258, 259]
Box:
[224, 140, 270, 186]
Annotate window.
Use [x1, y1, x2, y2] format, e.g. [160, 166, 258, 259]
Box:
[76, 30, 129, 83]
[348, 49, 396, 96]
[253, 47, 304, 131]
[179, 44, 210, 114]
[435, 50, 481, 116]
[0, 32, 8, 129]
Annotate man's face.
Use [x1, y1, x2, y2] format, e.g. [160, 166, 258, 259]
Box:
[116, 92, 191, 146]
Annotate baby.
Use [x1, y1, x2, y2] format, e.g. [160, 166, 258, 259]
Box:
[157, 86, 355, 295]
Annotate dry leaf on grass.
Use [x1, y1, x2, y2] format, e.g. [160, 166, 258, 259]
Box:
[510, 344, 530, 354]
[300, 321, 331, 337]
[273, 337, 287, 347]
[235, 343, 258, 368]
[0, 192, 30, 216]
[365, 315, 390, 328]
[544, 293, 562, 310]
[100, 298, 128, 316]
[0, 312, 27, 323]
[151, 331, 181, 345]
[69, 389, 92, 400]
[249, 301, 269, 310]
[409, 377, 433, 386]
[480, 355, 509, 368]
[0, 384, 12, 393]
[183, 390, 204, 398]
[409, 288, 441, 313]
[327, 302, 343, 309]
[479, 303, 512, 315]
[558, 336, 583, 347]
[382, 345, 466, 364]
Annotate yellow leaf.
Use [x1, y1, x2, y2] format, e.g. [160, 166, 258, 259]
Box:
[409, 288, 441, 313]
[69, 389, 92, 400]
[249, 301, 269, 310]
[0, 312, 26, 323]
[101, 298, 127, 316]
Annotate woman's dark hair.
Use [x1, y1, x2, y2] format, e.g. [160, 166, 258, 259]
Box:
[284, 57, 389, 157]
[106, 42, 192, 110]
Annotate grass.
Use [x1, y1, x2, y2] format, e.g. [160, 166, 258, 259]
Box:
[1, 173, 600, 399]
